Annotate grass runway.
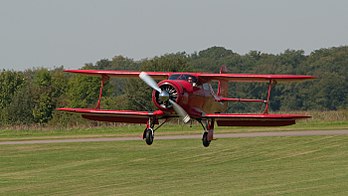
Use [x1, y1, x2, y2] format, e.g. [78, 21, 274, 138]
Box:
[1, 135, 348, 195]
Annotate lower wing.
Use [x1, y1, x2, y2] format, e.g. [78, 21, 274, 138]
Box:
[203, 113, 311, 126]
[57, 108, 165, 124]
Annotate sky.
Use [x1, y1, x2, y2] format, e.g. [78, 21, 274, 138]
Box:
[1, 0, 348, 70]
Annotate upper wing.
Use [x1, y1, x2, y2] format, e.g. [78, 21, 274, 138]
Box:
[65, 70, 314, 82]
[197, 73, 315, 82]
[64, 70, 170, 80]
[57, 108, 165, 124]
[203, 113, 311, 126]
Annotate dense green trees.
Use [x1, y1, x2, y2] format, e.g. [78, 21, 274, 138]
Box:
[0, 46, 347, 126]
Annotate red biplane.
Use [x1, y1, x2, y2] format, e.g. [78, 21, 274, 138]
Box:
[57, 66, 314, 147]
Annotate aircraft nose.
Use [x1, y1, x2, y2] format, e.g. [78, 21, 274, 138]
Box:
[159, 91, 170, 102]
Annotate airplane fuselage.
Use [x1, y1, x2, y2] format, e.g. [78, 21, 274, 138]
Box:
[152, 73, 227, 119]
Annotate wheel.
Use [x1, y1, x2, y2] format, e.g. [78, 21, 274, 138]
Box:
[145, 128, 154, 145]
[202, 132, 211, 147]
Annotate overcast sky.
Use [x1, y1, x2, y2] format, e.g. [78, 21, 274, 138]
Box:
[1, 0, 348, 70]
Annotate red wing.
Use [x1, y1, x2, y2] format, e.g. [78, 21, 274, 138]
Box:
[64, 70, 170, 80]
[65, 70, 315, 82]
[203, 113, 311, 126]
[57, 108, 165, 124]
[197, 73, 315, 82]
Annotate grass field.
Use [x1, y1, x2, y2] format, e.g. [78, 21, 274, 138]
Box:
[1, 135, 348, 195]
[1, 111, 347, 195]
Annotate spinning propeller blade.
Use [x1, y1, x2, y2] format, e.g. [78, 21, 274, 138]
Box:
[169, 100, 191, 123]
[139, 72, 190, 123]
[139, 72, 162, 93]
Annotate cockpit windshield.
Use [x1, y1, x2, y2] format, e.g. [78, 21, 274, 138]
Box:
[168, 74, 198, 84]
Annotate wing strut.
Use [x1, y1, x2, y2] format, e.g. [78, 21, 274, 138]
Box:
[263, 80, 274, 114]
[96, 74, 110, 109]
[217, 79, 276, 114]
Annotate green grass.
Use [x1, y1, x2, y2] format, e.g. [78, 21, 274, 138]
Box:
[1, 136, 348, 195]
[1, 120, 348, 141]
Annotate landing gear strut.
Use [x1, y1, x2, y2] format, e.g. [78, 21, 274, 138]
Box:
[199, 119, 215, 147]
[143, 118, 155, 145]
[142, 117, 168, 145]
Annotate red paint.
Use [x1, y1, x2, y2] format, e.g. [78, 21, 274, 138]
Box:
[204, 113, 311, 119]
[218, 97, 265, 103]
[82, 115, 151, 124]
[64, 70, 170, 80]
[57, 108, 156, 116]
[198, 73, 315, 82]
[57, 108, 163, 124]
[58, 69, 314, 127]
[151, 80, 184, 111]
[96, 75, 109, 109]
[217, 119, 296, 126]
[65, 69, 315, 81]
[264, 80, 273, 114]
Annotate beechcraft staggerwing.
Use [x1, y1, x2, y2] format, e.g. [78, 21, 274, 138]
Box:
[57, 66, 314, 147]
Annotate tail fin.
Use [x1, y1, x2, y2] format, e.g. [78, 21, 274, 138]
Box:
[217, 65, 228, 97]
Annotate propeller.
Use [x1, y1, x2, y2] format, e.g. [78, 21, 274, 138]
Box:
[139, 72, 162, 93]
[169, 100, 191, 123]
[139, 72, 190, 123]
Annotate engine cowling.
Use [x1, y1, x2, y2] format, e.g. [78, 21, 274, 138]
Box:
[152, 81, 183, 111]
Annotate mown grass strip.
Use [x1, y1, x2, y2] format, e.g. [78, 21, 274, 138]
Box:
[0, 136, 347, 195]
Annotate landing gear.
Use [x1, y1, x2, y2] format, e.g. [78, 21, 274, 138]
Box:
[199, 119, 215, 147]
[142, 118, 168, 145]
[202, 132, 211, 147]
[143, 128, 154, 145]
[143, 117, 155, 146]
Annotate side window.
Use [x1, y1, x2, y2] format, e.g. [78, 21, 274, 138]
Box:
[203, 83, 210, 91]
[203, 83, 216, 95]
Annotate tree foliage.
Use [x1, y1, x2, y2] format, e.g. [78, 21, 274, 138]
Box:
[1, 46, 347, 126]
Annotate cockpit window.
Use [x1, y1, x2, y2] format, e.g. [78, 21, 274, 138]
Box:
[168, 74, 198, 83]
[168, 74, 181, 80]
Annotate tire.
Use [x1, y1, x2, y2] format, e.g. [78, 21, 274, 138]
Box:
[145, 128, 154, 145]
[202, 132, 210, 147]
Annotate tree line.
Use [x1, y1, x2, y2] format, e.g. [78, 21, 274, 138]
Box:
[1, 46, 347, 127]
